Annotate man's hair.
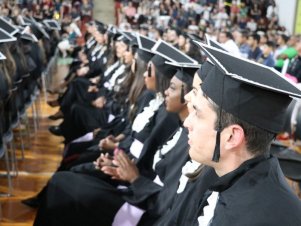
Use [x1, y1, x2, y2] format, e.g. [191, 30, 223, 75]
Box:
[208, 99, 275, 156]
[251, 33, 261, 43]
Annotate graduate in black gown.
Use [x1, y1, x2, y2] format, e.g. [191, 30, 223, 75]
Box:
[33, 41, 199, 226]
[183, 42, 301, 225]
[154, 60, 219, 226]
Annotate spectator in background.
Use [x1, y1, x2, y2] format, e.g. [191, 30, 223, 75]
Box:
[250, 3, 261, 22]
[266, 0, 278, 29]
[275, 35, 297, 71]
[167, 27, 180, 48]
[258, 32, 268, 48]
[218, 31, 241, 56]
[123, 1, 136, 25]
[286, 40, 301, 83]
[274, 34, 288, 62]
[80, 0, 92, 23]
[246, 18, 257, 32]
[248, 33, 262, 61]
[234, 30, 251, 58]
[257, 41, 275, 67]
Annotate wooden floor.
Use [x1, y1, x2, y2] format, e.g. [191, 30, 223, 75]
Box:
[0, 97, 64, 225]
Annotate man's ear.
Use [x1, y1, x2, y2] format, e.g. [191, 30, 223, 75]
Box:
[223, 125, 245, 150]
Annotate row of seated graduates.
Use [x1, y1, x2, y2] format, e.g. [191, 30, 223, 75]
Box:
[0, 15, 60, 163]
[28, 20, 301, 225]
[34, 30, 301, 226]
[22, 19, 210, 225]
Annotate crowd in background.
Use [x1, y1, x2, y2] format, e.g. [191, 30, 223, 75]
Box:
[115, 0, 301, 83]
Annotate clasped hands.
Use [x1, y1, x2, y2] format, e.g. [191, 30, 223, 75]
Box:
[93, 149, 139, 183]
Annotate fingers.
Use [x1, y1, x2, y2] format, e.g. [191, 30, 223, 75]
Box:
[101, 166, 117, 176]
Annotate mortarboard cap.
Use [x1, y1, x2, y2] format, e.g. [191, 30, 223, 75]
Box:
[195, 42, 301, 161]
[205, 34, 227, 52]
[0, 17, 19, 36]
[165, 61, 200, 86]
[165, 61, 200, 103]
[152, 39, 198, 64]
[0, 28, 17, 43]
[43, 19, 61, 30]
[193, 34, 228, 82]
[30, 21, 50, 39]
[20, 31, 38, 42]
[151, 39, 198, 79]
[95, 20, 107, 34]
[136, 34, 156, 63]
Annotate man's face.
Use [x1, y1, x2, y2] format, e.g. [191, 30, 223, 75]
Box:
[247, 36, 255, 47]
[184, 87, 217, 165]
[218, 33, 227, 43]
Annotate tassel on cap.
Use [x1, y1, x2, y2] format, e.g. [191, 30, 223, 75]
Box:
[212, 129, 221, 162]
[148, 65, 151, 77]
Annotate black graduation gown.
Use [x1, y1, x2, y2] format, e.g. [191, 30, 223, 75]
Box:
[196, 155, 301, 226]
[154, 166, 218, 226]
[34, 125, 187, 226]
[124, 127, 190, 225]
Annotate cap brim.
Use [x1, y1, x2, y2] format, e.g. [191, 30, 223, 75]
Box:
[0, 28, 17, 43]
[194, 41, 301, 98]
[0, 51, 6, 60]
[165, 61, 201, 68]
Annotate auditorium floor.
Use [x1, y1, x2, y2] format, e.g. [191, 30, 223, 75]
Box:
[0, 96, 64, 225]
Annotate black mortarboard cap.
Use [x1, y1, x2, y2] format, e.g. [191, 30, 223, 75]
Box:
[117, 30, 134, 45]
[205, 34, 227, 52]
[20, 31, 38, 42]
[136, 34, 156, 63]
[151, 39, 198, 79]
[165, 61, 200, 86]
[196, 42, 301, 161]
[21, 16, 33, 26]
[123, 31, 138, 46]
[43, 19, 61, 30]
[30, 21, 50, 39]
[0, 17, 19, 35]
[95, 20, 107, 34]
[194, 34, 225, 81]
[0, 28, 17, 43]
[152, 39, 198, 64]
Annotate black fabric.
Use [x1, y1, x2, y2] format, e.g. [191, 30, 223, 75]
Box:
[202, 65, 292, 133]
[155, 166, 218, 225]
[155, 40, 196, 63]
[197, 60, 214, 80]
[196, 156, 301, 226]
[151, 55, 177, 79]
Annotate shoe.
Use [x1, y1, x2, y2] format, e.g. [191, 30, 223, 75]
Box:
[48, 111, 64, 120]
[21, 196, 40, 208]
[47, 100, 59, 107]
[48, 126, 63, 136]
